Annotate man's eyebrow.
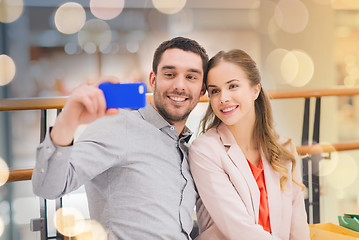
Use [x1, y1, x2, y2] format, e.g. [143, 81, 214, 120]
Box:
[160, 65, 175, 71]
[160, 66, 202, 74]
[188, 68, 202, 74]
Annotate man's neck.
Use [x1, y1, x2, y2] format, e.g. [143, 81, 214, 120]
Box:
[150, 101, 186, 136]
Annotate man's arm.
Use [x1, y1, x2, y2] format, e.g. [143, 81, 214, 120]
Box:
[32, 80, 119, 199]
[51, 82, 118, 146]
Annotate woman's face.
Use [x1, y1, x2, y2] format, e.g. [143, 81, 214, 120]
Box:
[206, 61, 260, 127]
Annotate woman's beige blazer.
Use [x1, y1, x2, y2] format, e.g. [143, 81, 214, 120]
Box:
[189, 123, 310, 240]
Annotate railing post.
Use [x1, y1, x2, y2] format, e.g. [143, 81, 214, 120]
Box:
[302, 98, 311, 223]
[311, 97, 321, 223]
[302, 97, 322, 224]
[30, 109, 49, 239]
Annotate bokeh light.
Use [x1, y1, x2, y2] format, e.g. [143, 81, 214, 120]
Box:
[344, 76, 356, 87]
[152, 0, 187, 15]
[281, 50, 314, 87]
[54, 2, 86, 35]
[78, 19, 112, 53]
[0, 157, 9, 186]
[54, 207, 85, 237]
[64, 42, 79, 55]
[90, 0, 125, 20]
[332, 0, 359, 9]
[267, 17, 281, 45]
[265, 48, 290, 84]
[0, 0, 23, 23]
[168, 9, 194, 35]
[317, 144, 338, 177]
[327, 153, 357, 189]
[274, 0, 309, 33]
[75, 220, 107, 240]
[0, 54, 16, 86]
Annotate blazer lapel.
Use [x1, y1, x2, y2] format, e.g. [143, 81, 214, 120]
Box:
[262, 151, 282, 235]
[216, 123, 260, 223]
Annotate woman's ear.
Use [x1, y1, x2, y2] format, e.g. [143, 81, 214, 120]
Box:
[253, 83, 261, 100]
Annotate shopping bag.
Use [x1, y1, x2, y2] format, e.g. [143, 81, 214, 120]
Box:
[310, 223, 359, 240]
[339, 215, 359, 232]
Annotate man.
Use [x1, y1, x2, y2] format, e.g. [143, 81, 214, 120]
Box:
[32, 37, 208, 240]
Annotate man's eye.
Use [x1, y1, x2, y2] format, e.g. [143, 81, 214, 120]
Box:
[187, 75, 197, 80]
[164, 73, 174, 77]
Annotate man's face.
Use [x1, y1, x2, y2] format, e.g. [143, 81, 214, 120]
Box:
[149, 48, 206, 125]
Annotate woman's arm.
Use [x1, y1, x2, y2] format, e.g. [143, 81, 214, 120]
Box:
[288, 142, 310, 240]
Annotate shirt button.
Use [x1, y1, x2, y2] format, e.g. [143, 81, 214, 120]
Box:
[40, 168, 45, 173]
[170, 126, 175, 131]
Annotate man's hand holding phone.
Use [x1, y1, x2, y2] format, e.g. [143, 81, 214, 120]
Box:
[98, 82, 147, 109]
[50, 78, 146, 146]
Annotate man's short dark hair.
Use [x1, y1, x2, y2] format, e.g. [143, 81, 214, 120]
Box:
[152, 37, 208, 77]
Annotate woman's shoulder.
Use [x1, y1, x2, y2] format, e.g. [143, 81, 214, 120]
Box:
[191, 127, 221, 148]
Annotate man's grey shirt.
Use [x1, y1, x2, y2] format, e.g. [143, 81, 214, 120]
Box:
[32, 103, 197, 240]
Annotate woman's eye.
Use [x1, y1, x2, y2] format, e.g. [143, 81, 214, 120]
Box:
[229, 84, 238, 89]
[211, 89, 219, 94]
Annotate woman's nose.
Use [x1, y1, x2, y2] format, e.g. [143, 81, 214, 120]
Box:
[220, 90, 230, 104]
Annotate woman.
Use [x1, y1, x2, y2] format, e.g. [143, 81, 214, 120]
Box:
[189, 49, 309, 240]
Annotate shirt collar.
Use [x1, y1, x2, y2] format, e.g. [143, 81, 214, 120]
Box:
[247, 159, 264, 180]
[138, 102, 193, 143]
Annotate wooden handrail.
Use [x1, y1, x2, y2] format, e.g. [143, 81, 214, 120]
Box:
[2, 88, 359, 111]
[268, 88, 359, 99]
[5, 141, 359, 183]
[296, 141, 359, 155]
[0, 97, 67, 111]
[6, 169, 33, 182]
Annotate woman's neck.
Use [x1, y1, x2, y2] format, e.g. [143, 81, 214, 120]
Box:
[227, 110, 260, 166]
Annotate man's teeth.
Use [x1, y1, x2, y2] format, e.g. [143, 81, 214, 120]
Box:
[222, 106, 236, 112]
[170, 96, 186, 102]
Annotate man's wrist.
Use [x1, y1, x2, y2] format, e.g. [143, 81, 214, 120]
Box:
[50, 120, 76, 146]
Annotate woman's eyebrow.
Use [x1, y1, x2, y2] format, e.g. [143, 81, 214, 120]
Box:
[208, 79, 239, 88]
[226, 79, 240, 84]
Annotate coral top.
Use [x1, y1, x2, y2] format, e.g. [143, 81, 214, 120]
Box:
[247, 159, 272, 233]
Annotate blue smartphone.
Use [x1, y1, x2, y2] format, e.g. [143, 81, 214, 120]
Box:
[98, 82, 147, 109]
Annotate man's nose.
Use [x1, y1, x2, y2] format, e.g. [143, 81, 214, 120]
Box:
[173, 75, 186, 91]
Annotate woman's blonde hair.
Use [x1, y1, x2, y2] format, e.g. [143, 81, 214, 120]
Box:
[201, 49, 304, 191]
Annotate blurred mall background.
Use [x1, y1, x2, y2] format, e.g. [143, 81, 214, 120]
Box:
[1, 0, 359, 239]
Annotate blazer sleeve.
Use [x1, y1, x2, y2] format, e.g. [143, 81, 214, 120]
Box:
[288, 141, 310, 240]
[189, 136, 274, 240]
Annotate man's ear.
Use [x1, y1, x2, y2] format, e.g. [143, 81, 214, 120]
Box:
[149, 71, 156, 91]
